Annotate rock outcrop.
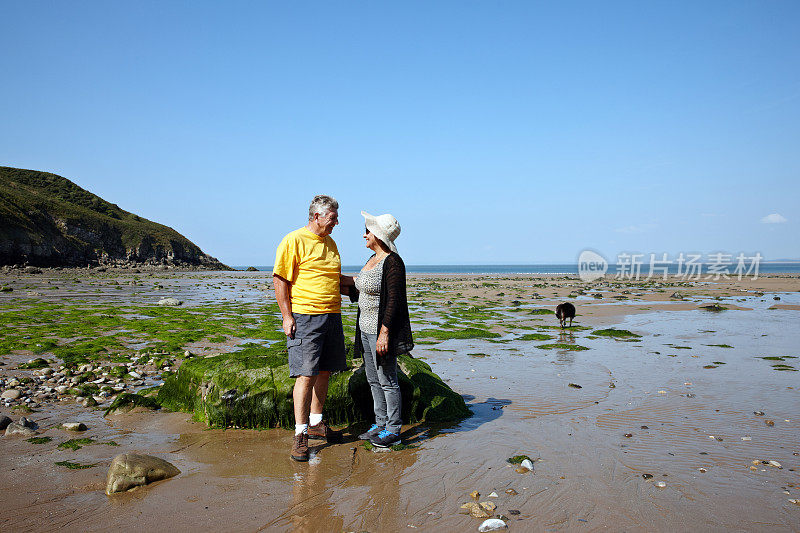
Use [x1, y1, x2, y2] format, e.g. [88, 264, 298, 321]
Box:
[158, 345, 471, 429]
[0, 166, 229, 269]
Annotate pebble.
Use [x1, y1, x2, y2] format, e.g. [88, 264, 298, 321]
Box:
[488, 492, 498, 498]
[520, 459, 534, 471]
[478, 519, 508, 532]
[741, 436, 752, 441]
[479, 501, 496, 512]
[0, 415, 11, 430]
[157, 298, 182, 306]
[765, 420, 775, 426]
[470, 490, 480, 499]
[508, 510, 520, 515]
[642, 474, 653, 480]
[655, 481, 666, 488]
[505, 489, 518, 495]
[1, 389, 21, 400]
[769, 461, 782, 468]
[82, 397, 98, 407]
[698, 468, 707, 473]
[62, 422, 87, 431]
[460, 502, 491, 519]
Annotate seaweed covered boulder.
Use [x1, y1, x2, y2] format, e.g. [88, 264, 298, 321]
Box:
[157, 343, 470, 429]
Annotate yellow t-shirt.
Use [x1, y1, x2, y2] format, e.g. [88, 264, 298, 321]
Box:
[273, 227, 341, 314]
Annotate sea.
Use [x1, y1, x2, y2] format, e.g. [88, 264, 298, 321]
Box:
[234, 262, 800, 275]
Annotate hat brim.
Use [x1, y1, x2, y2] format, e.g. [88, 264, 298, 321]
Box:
[361, 211, 398, 253]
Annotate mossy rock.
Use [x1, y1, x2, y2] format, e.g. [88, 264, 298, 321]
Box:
[158, 345, 470, 429]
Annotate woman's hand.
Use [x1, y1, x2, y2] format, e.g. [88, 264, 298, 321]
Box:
[376, 327, 389, 356]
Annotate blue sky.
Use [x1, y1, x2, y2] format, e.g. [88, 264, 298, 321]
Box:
[2, 1, 798, 266]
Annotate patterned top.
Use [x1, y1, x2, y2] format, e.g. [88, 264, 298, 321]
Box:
[354, 255, 386, 334]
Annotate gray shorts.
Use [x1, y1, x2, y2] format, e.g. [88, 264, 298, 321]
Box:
[287, 312, 347, 377]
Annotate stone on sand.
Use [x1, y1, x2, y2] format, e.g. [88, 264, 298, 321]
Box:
[478, 518, 508, 532]
[105, 453, 181, 494]
[157, 298, 182, 306]
[0, 415, 12, 430]
[1, 389, 22, 400]
[460, 502, 491, 519]
[62, 422, 87, 431]
[4, 422, 37, 437]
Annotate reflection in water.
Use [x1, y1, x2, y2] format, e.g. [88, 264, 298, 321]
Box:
[289, 456, 344, 533]
[557, 331, 575, 343]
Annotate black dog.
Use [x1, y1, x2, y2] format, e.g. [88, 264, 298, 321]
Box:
[555, 302, 576, 329]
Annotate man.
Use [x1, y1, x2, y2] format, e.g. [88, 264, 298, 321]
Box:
[273, 195, 352, 461]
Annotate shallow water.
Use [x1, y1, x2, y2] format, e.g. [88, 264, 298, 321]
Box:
[2, 274, 800, 531]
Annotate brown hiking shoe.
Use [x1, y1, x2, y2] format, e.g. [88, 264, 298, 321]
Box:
[291, 432, 309, 462]
[307, 421, 343, 443]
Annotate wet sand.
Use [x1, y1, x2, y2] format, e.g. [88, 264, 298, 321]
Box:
[1, 271, 799, 532]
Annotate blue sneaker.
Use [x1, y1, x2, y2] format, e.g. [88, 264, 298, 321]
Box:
[370, 429, 401, 448]
[358, 424, 383, 441]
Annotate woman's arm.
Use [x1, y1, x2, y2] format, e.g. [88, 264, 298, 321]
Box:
[377, 254, 405, 355]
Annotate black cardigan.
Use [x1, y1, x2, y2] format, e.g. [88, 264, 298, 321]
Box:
[351, 252, 414, 361]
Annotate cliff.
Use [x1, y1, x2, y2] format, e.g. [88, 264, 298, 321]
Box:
[0, 166, 229, 269]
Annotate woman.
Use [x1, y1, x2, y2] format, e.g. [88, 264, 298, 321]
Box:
[349, 211, 414, 448]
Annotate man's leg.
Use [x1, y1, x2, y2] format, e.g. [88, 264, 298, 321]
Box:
[310, 371, 330, 414]
[307, 370, 343, 442]
[307, 314, 347, 443]
[293, 375, 317, 430]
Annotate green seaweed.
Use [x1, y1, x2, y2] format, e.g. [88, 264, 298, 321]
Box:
[104, 393, 162, 415]
[158, 346, 470, 429]
[415, 328, 500, 340]
[18, 357, 50, 369]
[706, 344, 733, 348]
[58, 438, 94, 450]
[54, 460, 97, 469]
[536, 343, 590, 351]
[27, 436, 52, 444]
[529, 308, 553, 315]
[518, 333, 553, 341]
[506, 455, 532, 464]
[591, 328, 641, 338]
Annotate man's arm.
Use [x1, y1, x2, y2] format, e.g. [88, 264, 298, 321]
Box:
[273, 274, 295, 338]
[339, 274, 355, 295]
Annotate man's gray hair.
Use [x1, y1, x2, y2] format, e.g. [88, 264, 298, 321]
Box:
[308, 195, 339, 220]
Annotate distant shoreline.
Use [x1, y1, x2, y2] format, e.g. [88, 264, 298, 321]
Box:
[233, 262, 800, 275]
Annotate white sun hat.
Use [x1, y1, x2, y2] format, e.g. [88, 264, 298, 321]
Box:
[361, 211, 401, 253]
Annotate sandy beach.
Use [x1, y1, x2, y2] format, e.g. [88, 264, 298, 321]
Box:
[1, 269, 799, 532]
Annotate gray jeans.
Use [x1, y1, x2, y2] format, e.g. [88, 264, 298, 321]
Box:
[361, 331, 402, 434]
